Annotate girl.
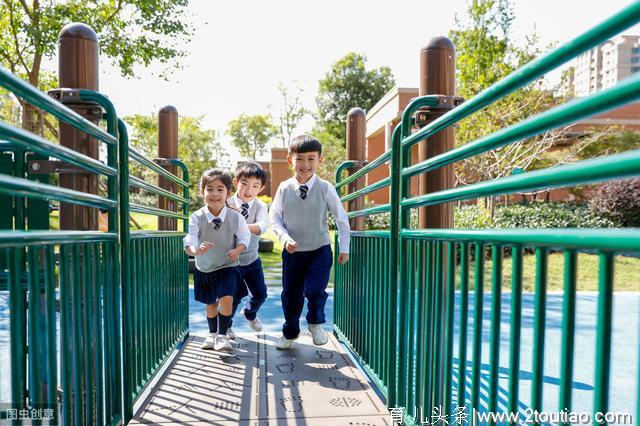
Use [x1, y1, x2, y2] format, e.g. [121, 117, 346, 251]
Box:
[183, 169, 250, 351]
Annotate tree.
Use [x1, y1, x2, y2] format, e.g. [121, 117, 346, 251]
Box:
[449, 0, 564, 208]
[226, 114, 277, 159]
[315, 52, 395, 141]
[125, 113, 221, 210]
[271, 81, 308, 148]
[0, 0, 193, 133]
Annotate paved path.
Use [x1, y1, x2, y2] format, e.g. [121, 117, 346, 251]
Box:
[129, 332, 391, 425]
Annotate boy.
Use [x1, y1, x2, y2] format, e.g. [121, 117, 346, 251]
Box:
[227, 161, 269, 338]
[270, 135, 350, 350]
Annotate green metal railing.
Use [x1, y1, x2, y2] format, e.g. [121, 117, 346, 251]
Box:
[0, 64, 190, 424]
[334, 3, 640, 425]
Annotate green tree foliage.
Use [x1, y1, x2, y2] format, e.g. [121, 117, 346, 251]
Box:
[314, 52, 395, 180]
[273, 81, 308, 148]
[0, 0, 193, 132]
[449, 0, 561, 187]
[125, 114, 221, 210]
[226, 114, 277, 159]
[316, 52, 395, 140]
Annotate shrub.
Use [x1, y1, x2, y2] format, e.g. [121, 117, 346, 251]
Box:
[454, 204, 494, 229]
[494, 201, 616, 228]
[589, 178, 640, 227]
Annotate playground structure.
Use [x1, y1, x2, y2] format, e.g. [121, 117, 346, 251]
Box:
[0, 3, 639, 426]
[1, 23, 190, 424]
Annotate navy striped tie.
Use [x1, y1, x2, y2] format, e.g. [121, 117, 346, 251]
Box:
[299, 185, 308, 200]
[212, 217, 222, 230]
[241, 202, 249, 220]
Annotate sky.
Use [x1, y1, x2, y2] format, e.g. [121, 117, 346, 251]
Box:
[47, 0, 640, 164]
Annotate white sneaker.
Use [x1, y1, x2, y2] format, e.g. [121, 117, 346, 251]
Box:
[242, 309, 264, 332]
[247, 316, 263, 332]
[201, 333, 216, 350]
[275, 335, 298, 350]
[308, 324, 328, 346]
[214, 334, 232, 351]
[226, 327, 237, 340]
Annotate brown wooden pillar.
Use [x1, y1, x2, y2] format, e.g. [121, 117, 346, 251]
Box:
[346, 107, 366, 231]
[158, 105, 178, 230]
[419, 36, 456, 229]
[58, 23, 100, 230]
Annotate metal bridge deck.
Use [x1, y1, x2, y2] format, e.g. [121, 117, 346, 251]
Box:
[129, 332, 391, 425]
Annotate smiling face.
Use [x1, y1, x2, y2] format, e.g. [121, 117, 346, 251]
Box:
[234, 176, 265, 202]
[202, 178, 229, 215]
[288, 151, 323, 183]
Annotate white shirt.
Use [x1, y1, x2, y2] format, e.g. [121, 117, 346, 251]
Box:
[230, 195, 269, 234]
[270, 174, 351, 253]
[183, 205, 251, 249]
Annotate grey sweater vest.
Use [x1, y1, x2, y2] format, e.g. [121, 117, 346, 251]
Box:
[238, 200, 264, 266]
[281, 178, 332, 252]
[194, 207, 243, 273]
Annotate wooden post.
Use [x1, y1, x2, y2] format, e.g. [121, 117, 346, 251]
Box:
[58, 23, 100, 231]
[419, 36, 456, 229]
[158, 106, 178, 230]
[346, 107, 366, 230]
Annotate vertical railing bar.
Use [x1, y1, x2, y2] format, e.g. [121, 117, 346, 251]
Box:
[531, 247, 548, 422]
[508, 245, 523, 418]
[91, 242, 104, 425]
[431, 241, 444, 414]
[559, 250, 577, 425]
[458, 242, 470, 411]
[471, 243, 484, 413]
[27, 245, 41, 406]
[9, 248, 27, 410]
[443, 241, 456, 417]
[593, 251, 614, 422]
[59, 244, 71, 424]
[421, 240, 434, 419]
[81, 243, 94, 423]
[44, 245, 57, 406]
[416, 240, 425, 415]
[406, 239, 416, 415]
[488, 244, 503, 422]
[71, 243, 84, 424]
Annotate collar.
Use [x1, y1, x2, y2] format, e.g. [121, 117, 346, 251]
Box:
[231, 195, 255, 209]
[204, 205, 227, 223]
[293, 174, 317, 190]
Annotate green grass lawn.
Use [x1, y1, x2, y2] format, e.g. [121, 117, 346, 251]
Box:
[464, 252, 640, 291]
[50, 210, 166, 231]
[48, 210, 637, 292]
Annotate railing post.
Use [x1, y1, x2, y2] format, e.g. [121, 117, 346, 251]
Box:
[158, 105, 178, 230]
[418, 36, 456, 229]
[346, 107, 366, 231]
[58, 23, 100, 231]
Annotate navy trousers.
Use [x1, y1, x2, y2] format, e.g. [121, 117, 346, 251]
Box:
[281, 244, 333, 339]
[230, 257, 268, 327]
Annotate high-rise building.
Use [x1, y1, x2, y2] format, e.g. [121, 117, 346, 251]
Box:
[574, 35, 640, 97]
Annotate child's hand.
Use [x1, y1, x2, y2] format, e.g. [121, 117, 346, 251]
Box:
[338, 253, 349, 264]
[196, 242, 214, 255]
[227, 248, 240, 261]
[285, 239, 297, 254]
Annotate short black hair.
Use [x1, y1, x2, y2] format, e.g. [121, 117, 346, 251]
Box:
[235, 161, 268, 186]
[289, 134, 322, 155]
[200, 168, 233, 194]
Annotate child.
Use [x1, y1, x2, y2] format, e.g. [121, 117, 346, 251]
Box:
[269, 135, 351, 350]
[183, 169, 251, 351]
[227, 161, 269, 338]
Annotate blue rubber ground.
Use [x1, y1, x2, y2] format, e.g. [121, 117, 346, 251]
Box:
[1, 288, 638, 421]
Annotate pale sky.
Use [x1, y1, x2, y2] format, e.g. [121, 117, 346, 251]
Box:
[52, 0, 640, 164]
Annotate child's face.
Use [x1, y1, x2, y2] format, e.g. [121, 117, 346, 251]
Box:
[288, 151, 323, 182]
[202, 178, 228, 213]
[234, 176, 265, 202]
